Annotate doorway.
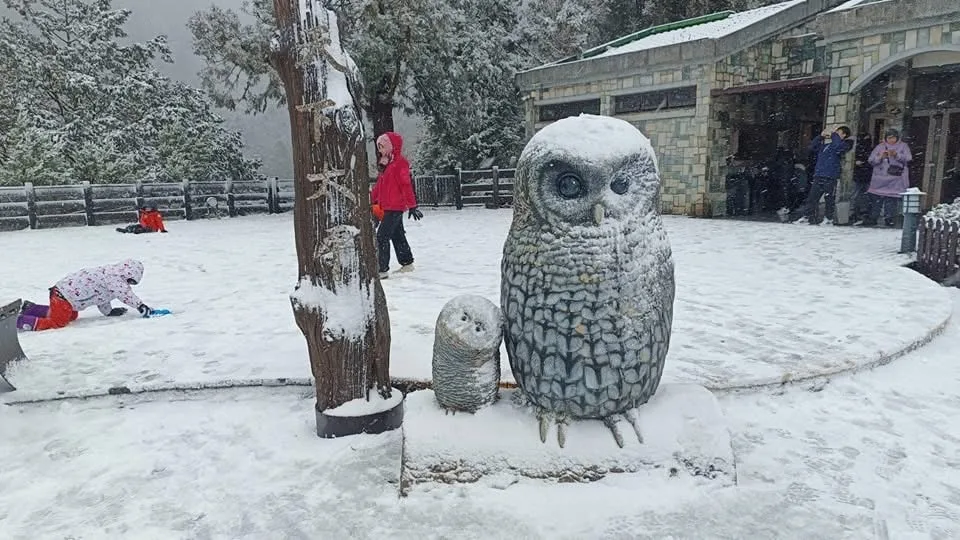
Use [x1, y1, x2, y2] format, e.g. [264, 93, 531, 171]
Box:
[943, 113, 960, 204]
[716, 79, 828, 218]
[911, 110, 960, 207]
[906, 115, 930, 190]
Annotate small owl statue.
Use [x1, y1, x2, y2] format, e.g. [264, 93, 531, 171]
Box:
[501, 114, 675, 448]
[432, 295, 503, 413]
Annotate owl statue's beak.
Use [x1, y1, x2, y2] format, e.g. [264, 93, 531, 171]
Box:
[593, 204, 605, 226]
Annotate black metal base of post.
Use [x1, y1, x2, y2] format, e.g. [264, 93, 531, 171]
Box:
[315, 388, 405, 438]
[900, 213, 918, 253]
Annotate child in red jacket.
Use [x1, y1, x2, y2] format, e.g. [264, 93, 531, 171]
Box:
[116, 205, 168, 234]
[370, 132, 422, 278]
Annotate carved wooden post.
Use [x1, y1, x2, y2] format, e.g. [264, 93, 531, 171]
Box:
[269, 0, 398, 437]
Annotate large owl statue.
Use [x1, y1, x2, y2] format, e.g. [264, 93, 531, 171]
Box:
[501, 114, 675, 448]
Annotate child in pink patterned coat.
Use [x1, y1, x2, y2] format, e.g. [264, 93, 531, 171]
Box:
[17, 259, 159, 331]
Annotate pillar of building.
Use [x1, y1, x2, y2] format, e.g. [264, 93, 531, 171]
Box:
[824, 63, 862, 212]
[600, 95, 614, 117]
[521, 91, 538, 139]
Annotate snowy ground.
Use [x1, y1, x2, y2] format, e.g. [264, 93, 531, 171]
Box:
[2, 210, 959, 538]
[0, 209, 950, 402]
[2, 292, 960, 538]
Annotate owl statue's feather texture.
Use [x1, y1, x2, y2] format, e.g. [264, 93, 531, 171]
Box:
[500, 114, 675, 447]
[432, 295, 503, 413]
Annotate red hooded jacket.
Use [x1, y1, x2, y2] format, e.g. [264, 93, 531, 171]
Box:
[138, 209, 167, 232]
[370, 132, 417, 212]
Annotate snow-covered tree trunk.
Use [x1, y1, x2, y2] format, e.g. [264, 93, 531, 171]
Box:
[268, 0, 392, 419]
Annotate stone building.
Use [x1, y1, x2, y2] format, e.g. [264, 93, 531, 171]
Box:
[515, 0, 960, 217]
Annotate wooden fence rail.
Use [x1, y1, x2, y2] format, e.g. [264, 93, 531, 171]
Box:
[0, 167, 515, 232]
[916, 217, 960, 282]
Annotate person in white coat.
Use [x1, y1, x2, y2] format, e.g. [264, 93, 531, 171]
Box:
[17, 259, 159, 331]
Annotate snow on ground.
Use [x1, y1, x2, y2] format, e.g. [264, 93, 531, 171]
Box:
[720, 289, 960, 539]
[0, 384, 876, 539]
[0, 209, 949, 401]
[3, 293, 960, 538]
[2, 210, 960, 538]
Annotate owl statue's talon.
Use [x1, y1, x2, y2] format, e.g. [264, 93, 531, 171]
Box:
[535, 408, 570, 447]
[537, 408, 551, 444]
[556, 414, 568, 448]
[625, 407, 644, 444]
[603, 416, 626, 448]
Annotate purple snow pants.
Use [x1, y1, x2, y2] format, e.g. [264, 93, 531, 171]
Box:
[16, 302, 50, 331]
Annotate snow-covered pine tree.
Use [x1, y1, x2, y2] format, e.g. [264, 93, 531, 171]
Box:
[190, 0, 431, 138]
[409, 0, 527, 171]
[514, 0, 595, 65]
[268, 0, 393, 428]
[186, 0, 284, 115]
[0, 110, 70, 187]
[0, 0, 259, 185]
[329, 0, 432, 137]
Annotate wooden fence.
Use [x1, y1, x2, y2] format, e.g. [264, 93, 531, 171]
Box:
[0, 179, 296, 232]
[0, 167, 514, 232]
[410, 167, 515, 209]
[916, 217, 960, 281]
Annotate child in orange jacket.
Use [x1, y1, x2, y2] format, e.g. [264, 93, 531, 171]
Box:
[116, 205, 168, 234]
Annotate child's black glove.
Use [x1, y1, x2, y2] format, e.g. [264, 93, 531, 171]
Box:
[138, 304, 153, 318]
[107, 307, 127, 317]
[408, 207, 423, 221]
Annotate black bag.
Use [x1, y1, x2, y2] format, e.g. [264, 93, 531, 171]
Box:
[887, 163, 904, 176]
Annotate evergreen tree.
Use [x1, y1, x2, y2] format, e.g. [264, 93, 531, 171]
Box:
[409, 0, 527, 171]
[185, 0, 776, 176]
[0, 110, 70, 186]
[189, 0, 431, 138]
[0, 0, 260, 185]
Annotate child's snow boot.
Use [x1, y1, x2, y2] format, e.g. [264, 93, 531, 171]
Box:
[19, 301, 35, 315]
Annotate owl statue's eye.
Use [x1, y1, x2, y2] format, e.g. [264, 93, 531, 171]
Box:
[556, 173, 584, 199]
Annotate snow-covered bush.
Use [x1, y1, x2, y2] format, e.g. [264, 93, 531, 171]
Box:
[924, 198, 960, 223]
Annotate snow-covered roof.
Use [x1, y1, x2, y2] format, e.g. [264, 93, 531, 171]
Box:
[589, 0, 806, 60]
[826, 0, 892, 13]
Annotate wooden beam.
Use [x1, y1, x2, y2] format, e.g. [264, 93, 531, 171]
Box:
[710, 76, 830, 97]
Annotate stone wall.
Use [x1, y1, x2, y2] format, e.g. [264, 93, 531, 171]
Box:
[714, 22, 823, 89]
[523, 64, 713, 216]
[821, 15, 960, 195]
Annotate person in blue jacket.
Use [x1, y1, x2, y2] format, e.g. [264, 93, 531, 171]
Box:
[794, 125, 853, 225]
